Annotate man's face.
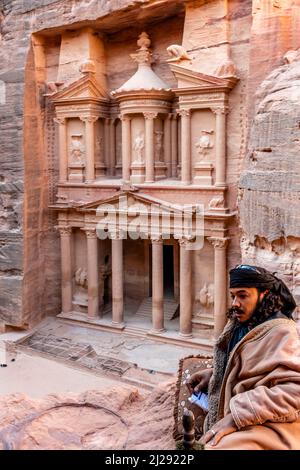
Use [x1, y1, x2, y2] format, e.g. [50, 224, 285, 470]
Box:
[230, 287, 267, 323]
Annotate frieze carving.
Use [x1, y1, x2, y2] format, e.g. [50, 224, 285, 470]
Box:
[181, 94, 223, 101]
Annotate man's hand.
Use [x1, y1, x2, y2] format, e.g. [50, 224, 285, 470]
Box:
[186, 368, 213, 394]
[199, 413, 237, 447]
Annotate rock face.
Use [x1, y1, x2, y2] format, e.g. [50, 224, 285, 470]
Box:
[239, 55, 300, 315]
[0, 381, 176, 450]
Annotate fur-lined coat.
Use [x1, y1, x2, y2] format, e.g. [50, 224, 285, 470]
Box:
[204, 318, 300, 450]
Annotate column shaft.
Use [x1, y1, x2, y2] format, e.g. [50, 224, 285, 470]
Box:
[152, 239, 164, 332]
[85, 118, 96, 181]
[104, 118, 110, 174]
[59, 227, 73, 313]
[164, 115, 172, 177]
[209, 237, 228, 338]
[56, 118, 67, 183]
[121, 116, 131, 182]
[86, 231, 99, 318]
[110, 119, 116, 176]
[112, 238, 124, 325]
[179, 240, 192, 337]
[180, 110, 191, 184]
[215, 109, 227, 186]
[144, 113, 156, 182]
[171, 115, 178, 177]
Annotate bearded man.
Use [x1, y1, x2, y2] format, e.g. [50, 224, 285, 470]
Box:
[187, 264, 300, 450]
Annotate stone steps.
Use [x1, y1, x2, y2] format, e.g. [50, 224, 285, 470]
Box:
[135, 297, 179, 321]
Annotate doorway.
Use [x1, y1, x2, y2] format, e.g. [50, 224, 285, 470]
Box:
[163, 244, 174, 298]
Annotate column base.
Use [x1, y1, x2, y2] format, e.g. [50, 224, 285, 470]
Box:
[179, 331, 193, 339]
[149, 328, 166, 335]
[111, 321, 126, 329]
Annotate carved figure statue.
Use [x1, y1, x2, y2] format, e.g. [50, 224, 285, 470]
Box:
[73, 267, 88, 307]
[195, 130, 214, 159]
[166, 45, 192, 63]
[197, 283, 214, 308]
[95, 136, 103, 158]
[154, 130, 164, 162]
[70, 134, 85, 163]
[132, 132, 145, 163]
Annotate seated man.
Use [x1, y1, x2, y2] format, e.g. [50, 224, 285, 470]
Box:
[187, 264, 300, 450]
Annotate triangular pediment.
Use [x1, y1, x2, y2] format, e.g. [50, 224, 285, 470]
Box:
[170, 63, 238, 90]
[77, 190, 187, 214]
[51, 74, 109, 103]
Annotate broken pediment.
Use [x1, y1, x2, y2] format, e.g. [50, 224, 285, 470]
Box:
[169, 63, 238, 91]
[51, 73, 109, 104]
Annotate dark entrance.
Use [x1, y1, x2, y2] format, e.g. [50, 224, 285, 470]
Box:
[163, 244, 174, 298]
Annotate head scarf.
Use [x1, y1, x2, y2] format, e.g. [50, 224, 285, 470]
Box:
[229, 264, 297, 318]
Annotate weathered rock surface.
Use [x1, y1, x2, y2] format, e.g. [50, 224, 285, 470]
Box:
[239, 54, 300, 315]
[0, 380, 176, 450]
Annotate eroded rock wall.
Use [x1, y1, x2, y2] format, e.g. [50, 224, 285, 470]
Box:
[239, 1, 300, 315]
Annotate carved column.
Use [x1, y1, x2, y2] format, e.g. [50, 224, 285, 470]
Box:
[58, 226, 73, 314]
[151, 237, 165, 333]
[171, 114, 178, 178]
[83, 228, 99, 318]
[104, 118, 110, 174]
[164, 114, 172, 177]
[120, 114, 131, 182]
[178, 109, 191, 184]
[179, 238, 193, 337]
[81, 116, 98, 182]
[144, 112, 157, 183]
[208, 237, 229, 338]
[213, 107, 228, 187]
[54, 118, 67, 183]
[112, 233, 124, 326]
[110, 118, 116, 176]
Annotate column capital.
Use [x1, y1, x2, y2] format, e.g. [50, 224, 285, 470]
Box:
[81, 228, 97, 239]
[178, 236, 195, 247]
[80, 116, 98, 123]
[57, 225, 72, 236]
[177, 109, 191, 118]
[207, 237, 229, 249]
[53, 117, 66, 125]
[211, 106, 229, 115]
[151, 235, 163, 244]
[143, 112, 158, 120]
[119, 114, 131, 122]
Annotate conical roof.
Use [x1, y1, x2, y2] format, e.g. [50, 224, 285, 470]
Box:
[112, 32, 171, 95]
